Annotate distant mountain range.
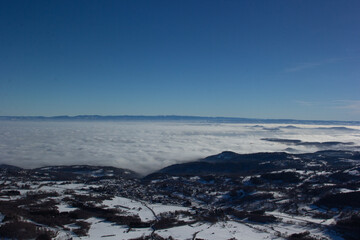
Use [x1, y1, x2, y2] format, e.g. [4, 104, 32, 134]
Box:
[149, 150, 360, 177]
[1, 115, 359, 125]
[3, 150, 358, 180]
[0, 164, 139, 181]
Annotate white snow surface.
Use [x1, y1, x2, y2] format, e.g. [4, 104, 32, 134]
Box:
[103, 197, 155, 221]
[157, 221, 274, 240]
[79, 218, 152, 240]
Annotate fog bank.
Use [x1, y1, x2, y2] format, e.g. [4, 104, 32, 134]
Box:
[1, 121, 359, 174]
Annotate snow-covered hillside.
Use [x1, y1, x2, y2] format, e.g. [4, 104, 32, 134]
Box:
[1, 150, 360, 239]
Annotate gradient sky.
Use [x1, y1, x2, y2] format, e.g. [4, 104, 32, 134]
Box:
[0, 0, 359, 120]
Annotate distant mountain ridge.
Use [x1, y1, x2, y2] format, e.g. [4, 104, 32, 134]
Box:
[2, 150, 360, 179]
[151, 150, 360, 177]
[0, 115, 359, 125]
[0, 164, 140, 180]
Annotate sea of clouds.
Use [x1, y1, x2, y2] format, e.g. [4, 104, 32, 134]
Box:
[0, 120, 359, 174]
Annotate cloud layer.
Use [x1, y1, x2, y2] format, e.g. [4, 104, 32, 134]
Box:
[0, 121, 359, 174]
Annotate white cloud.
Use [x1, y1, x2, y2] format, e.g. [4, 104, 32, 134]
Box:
[294, 100, 320, 107]
[295, 99, 360, 115]
[0, 121, 359, 174]
[332, 100, 360, 114]
[285, 57, 347, 73]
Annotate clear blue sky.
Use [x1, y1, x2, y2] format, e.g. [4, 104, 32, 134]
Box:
[1, 0, 359, 120]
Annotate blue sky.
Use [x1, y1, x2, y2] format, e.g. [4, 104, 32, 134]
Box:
[0, 0, 359, 120]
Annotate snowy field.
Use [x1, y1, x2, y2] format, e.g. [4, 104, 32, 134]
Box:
[0, 179, 342, 240]
[0, 120, 359, 174]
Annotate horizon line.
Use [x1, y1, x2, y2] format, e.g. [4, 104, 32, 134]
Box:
[0, 114, 360, 125]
